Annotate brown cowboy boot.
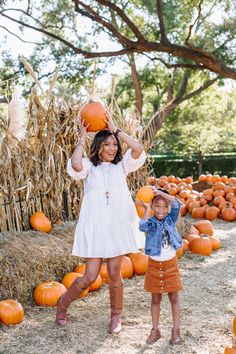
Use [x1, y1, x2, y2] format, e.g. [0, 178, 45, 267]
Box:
[146, 328, 161, 344]
[169, 327, 181, 345]
[109, 283, 123, 334]
[56, 277, 88, 326]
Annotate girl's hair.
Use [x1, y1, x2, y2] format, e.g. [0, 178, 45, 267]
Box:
[89, 129, 122, 166]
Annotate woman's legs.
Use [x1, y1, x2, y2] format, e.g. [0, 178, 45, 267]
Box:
[168, 292, 181, 344]
[107, 256, 123, 334]
[146, 293, 162, 344]
[56, 258, 102, 326]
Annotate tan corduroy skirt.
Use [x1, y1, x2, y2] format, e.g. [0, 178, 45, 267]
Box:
[144, 256, 183, 294]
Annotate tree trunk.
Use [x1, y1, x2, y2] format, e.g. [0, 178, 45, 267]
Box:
[129, 55, 143, 116]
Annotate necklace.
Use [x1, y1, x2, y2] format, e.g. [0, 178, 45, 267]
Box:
[100, 163, 114, 206]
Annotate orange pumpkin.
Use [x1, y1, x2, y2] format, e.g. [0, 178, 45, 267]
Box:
[136, 186, 155, 203]
[89, 274, 102, 292]
[128, 252, 148, 275]
[61, 273, 89, 298]
[74, 264, 102, 291]
[198, 174, 206, 182]
[147, 176, 156, 185]
[194, 220, 213, 236]
[121, 256, 133, 279]
[100, 263, 109, 284]
[220, 175, 228, 183]
[233, 316, 236, 336]
[80, 101, 107, 132]
[205, 206, 219, 221]
[221, 207, 236, 221]
[176, 247, 183, 259]
[211, 174, 220, 183]
[190, 236, 212, 256]
[213, 181, 225, 190]
[34, 281, 67, 306]
[135, 203, 154, 218]
[180, 205, 187, 216]
[184, 234, 200, 244]
[182, 239, 189, 251]
[0, 300, 24, 325]
[30, 212, 52, 233]
[191, 206, 205, 219]
[208, 236, 221, 250]
[74, 263, 86, 274]
[224, 348, 236, 354]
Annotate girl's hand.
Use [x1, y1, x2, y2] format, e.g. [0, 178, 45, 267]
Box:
[104, 110, 117, 133]
[136, 199, 150, 209]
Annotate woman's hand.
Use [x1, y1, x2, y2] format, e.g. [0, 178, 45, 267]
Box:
[104, 110, 117, 133]
[80, 119, 89, 140]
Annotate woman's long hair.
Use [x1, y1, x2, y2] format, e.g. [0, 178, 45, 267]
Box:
[90, 129, 122, 166]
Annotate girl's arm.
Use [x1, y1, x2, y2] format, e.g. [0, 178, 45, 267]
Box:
[105, 111, 144, 159]
[71, 121, 89, 172]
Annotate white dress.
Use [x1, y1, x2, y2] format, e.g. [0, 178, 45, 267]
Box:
[67, 148, 146, 258]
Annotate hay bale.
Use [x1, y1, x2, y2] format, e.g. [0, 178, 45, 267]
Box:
[0, 222, 80, 305]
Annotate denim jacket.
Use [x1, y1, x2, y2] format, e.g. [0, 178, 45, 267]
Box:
[139, 199, 183, 256]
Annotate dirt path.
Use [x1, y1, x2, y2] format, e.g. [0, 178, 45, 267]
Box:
[1, 219, 236, 354]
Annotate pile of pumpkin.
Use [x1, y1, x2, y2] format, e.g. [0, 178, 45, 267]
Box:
[145, 174, 236, 222]
[0, 252, 148, 325]
[224, 316, 236, 353]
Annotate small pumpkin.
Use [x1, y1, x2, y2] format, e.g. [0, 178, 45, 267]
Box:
[233, 316, 236, 336]
[61, 273, 89, 298]
[34, 281, 67, 306]
[100, 263, 109, 284]
[182, 239, 189, 252]
[89, 274, 102, 292]
[74, 264, 102, 292]
[30, 212, 52, 233]
[194, 220, 213, 236]
[0, 300, 24, 325]
[205, 206, 219, 221]
[208, 236, 221, 250]
[221, 207, 236, 221]
[80, 101, 107, 132]
[191, 206, 205, 219]
[135, 203, 154, 218]
[128, 252, 148, 275]
[136, 185, 155, 203]
[176, 247, 183, 259]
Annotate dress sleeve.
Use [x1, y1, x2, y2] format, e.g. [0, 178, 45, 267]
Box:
[67, 158, 92, 180]
[122, 148, 146, 175]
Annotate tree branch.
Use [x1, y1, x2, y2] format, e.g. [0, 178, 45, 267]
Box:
[0, 11, 88, 55]
[95, 0, 146, 42]
[73, 0, 135, 47]
[0, 25, 41, 44]
[156, 0, 169, 44]
[185, 0, 204, 45]
[176, 77, 218, 104]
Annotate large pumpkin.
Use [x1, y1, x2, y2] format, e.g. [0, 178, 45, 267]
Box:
[221, 206, 236, 221]
[34, 281, 67, 307]
[136, 185, 155, 203]
[80, 101, 107, 132]
[233, 316, 236, 336]
[30, 212, 52, 233]
[128, 252, 148, 275]
[61, 273, 89, 299]
[190, 236, 212, 256]
[224, 348, 236, 354]
[0, 300, 24, 325]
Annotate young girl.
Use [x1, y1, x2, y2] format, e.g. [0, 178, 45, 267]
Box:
[138, 189, 183, 345]
[56, 112, 146, 335]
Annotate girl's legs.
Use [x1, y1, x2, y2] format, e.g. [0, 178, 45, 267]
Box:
[56, 258, 102, 326]
[168, 292, 181, 344]
[107, 255, 123, 334]
[146, 293, 162, 344]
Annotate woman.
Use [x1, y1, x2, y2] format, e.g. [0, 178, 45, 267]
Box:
[56, 112, 146, 334]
